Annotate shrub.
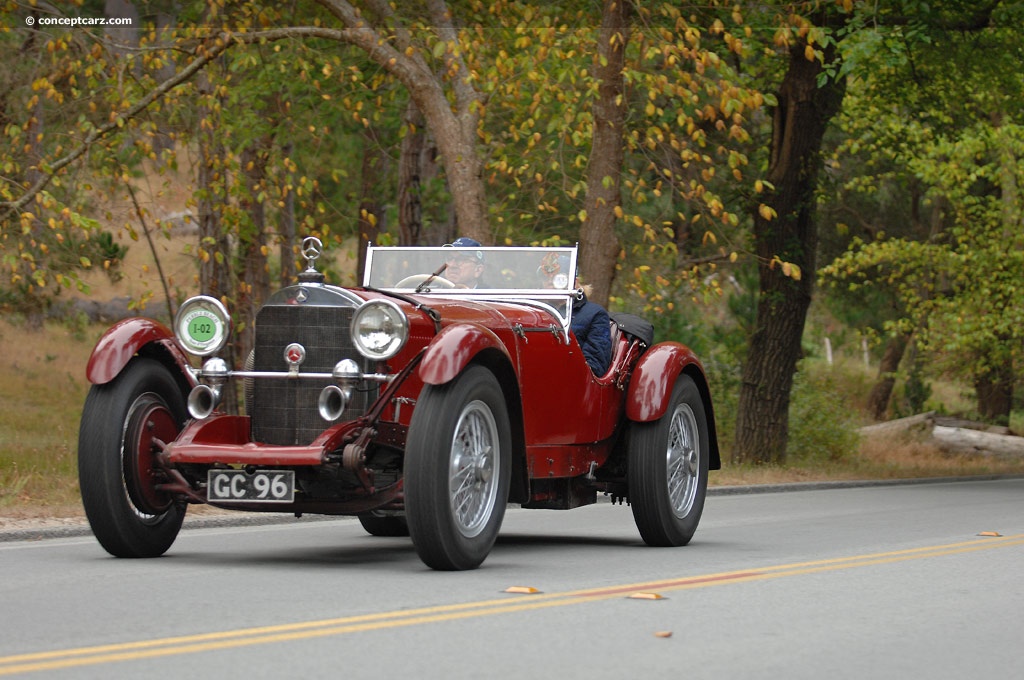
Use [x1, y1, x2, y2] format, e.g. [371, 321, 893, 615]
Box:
[787, 366, 861, 464]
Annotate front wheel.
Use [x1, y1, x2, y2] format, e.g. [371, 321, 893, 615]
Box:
[405, 365, 511, 570]
[628, 374, 709, 547]
[78, 357, 188, 557]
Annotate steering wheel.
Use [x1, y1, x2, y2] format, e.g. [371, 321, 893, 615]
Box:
[394, 274, 456, 290]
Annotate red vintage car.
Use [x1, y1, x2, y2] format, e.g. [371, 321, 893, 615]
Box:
[78, 240, 720, 570]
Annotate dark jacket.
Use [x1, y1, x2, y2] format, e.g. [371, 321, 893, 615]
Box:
[571, 292, 612, 375]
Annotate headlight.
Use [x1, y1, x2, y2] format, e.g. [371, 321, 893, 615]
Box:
[351, 299, 408, 360]
[174, 295, 231, 356]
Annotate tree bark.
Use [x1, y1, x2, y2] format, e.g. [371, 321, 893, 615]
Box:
[236, 140, 271, 377]
[398, 100, 426, 247]
[866, 331, 910, 421]
[356, 125, 388, 281]
[278, 141, 296, 286]
[579, 0, 629, 307]
[195, 67, 237, 410]
[975, 361, 1013, 425]
[733, 39, 846, 465]
[316, 0, 490, 243]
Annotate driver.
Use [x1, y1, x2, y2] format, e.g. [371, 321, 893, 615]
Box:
[443, 237, 486, 288]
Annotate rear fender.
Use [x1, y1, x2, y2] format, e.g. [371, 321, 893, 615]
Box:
[418, 323, 512, 386]
[625, 342, 703, 422]
[626, 341, 720, 470]
[86, 318, 196, 392]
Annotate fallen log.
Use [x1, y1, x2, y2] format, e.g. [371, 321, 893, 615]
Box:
[858, 412, 935, 438]
[859, 412, 1024, 459]
[931, 425, 1024, 459]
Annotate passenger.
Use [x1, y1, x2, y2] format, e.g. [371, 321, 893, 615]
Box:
[443, 237, 486, 288]
[538, 253, 612, 374]
[540, 253, 610, 372]
[572, 280, 613, 376]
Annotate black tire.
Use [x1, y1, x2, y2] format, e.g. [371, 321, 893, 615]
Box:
[78, 357, 188, 557]
[628, 374, 709, 547]
[405, 365, 511, 570]
[357, 512, 410, 537]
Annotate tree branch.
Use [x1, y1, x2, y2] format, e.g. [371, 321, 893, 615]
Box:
[0, 27, 347, 222]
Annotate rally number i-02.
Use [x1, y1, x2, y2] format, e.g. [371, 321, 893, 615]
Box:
[77, 239, 720, 570]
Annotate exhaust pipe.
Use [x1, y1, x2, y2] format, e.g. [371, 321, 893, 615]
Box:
[318, 385, 348, 422]
[188, 384, 221, 420]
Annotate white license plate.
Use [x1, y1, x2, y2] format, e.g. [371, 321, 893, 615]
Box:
[207, 469, 295, 503]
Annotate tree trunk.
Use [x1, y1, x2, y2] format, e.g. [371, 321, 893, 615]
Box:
[316, 0, 490, 243]
[579, 0, 629, 307]
[733, 40, 846, 465]
[866, 332, 910, 421]
[398, 100, 426, 247]
[408, 81, 487, 244]
[236, 142, 271, 379]
[975, 360, 1013, 425]
[278, 141, 296, 286]
[195, 70, 237, 410]
[356, 125, 388, 281]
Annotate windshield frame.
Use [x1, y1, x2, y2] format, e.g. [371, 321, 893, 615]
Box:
[363, 245, 580, 330]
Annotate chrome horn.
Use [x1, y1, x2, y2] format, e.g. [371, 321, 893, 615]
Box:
[318, 359, 360, 422]
[188, 357, 229, 419]
[318, 385, 348, 422]
[188, 384, 221, 420]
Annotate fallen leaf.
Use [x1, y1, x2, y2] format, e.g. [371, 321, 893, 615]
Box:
[628, 592, 665, 600]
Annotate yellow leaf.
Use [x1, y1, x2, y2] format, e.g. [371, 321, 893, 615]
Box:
[804, 44, 816, 62]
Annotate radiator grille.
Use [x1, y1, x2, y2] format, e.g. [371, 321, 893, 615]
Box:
[251, 305, 371, 445]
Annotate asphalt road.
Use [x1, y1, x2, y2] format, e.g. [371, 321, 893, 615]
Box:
[2, 477, 1022, 679]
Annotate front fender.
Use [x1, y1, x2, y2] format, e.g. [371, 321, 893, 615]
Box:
[625, 342, 704, 422]
[86, 317, 196, 387]
[418, 323, 512, 385]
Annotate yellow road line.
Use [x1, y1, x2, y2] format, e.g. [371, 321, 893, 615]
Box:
[2, 533, 1021, 675]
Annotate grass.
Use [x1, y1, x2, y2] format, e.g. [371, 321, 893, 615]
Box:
[3, 316, 1024, 520]
[0, 317, 94, 517]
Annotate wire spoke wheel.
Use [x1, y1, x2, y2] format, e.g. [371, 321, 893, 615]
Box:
[628, 375, 709, 547]
[448, 401, 500, 538]
[406, 365, 511, 570]
[665, 403, 700, 519]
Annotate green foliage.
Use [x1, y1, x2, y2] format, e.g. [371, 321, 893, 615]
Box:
[787, 367, 862, 465]
[819, 2, 1024, 415]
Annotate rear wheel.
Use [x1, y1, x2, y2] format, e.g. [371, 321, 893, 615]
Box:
[78, 357, 187, 557]
[628, 374, 709, 547]
[405, 365, 511, 570]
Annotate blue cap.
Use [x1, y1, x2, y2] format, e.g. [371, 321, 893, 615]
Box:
[444, 237, 484, 262]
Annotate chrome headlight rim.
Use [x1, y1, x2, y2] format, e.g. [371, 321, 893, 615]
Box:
[173, 295, 231, 357]
[351, 299, 409, 361]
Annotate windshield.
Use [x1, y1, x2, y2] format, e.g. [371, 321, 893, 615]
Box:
[364, 246, 577, 292]
[363, 245, 579, 328]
